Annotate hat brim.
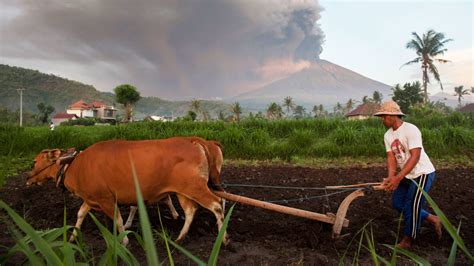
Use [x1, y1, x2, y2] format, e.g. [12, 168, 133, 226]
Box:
[373, 111, 405, 117]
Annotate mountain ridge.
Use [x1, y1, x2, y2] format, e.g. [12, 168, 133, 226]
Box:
[0, 64, 230, 119]
[230, 59, 392, 109]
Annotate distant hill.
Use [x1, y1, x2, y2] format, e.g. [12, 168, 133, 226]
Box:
[0, 64, 230, 119]
[430, 91, 474, 107]
[230, 59, 392, 110]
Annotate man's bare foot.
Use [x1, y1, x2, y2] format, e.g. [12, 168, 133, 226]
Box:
[396, 236, 412, 249]
[427, 214, 442, 239]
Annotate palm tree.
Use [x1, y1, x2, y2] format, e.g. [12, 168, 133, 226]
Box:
[266, 102, 283, 120]
[402, 29, 452, 103]
[282, 96, 295, 118]
[333, 102, 343, 116]
[293, 105, 305, 119]
[372, 91, 383, 104]
[453, 85, 470, 105]
[190, 99, 202, 120]
[230, 102, 242, 122]
[345, 98, 355, 113]
[362, 95, 371, 104]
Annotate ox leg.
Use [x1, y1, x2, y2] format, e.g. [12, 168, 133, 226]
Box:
[124, 206, 138, 230]
[186, 189, 229, 245]
[100, 202, 129, 246]
[164, 195, 180, 220]
[70, 202, 91, 242]
[175, 194, 198, 243]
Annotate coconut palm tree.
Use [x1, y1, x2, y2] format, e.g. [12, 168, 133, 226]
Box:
[293, 105, 305, 119]
[190, 99, 202, 120]
[282, 96, 295, 118]
[345, 98, 356, 113]
[453, 85, 470, 105]
[230, 102, 242, 122]
[372, 91, 383, 104]
[402, 29, 452, 103]
[266, 102, 283, 120]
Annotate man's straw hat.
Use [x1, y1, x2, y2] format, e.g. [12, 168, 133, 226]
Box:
[373, 100, 405, 116]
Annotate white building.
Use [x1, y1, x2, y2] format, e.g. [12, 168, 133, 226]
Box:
[66, 100, 117, 121]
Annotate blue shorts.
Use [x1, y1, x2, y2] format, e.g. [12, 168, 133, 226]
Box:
[391, 172, 436, 239]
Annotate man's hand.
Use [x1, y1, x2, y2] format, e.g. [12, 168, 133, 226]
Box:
[382, 176, 402, 192]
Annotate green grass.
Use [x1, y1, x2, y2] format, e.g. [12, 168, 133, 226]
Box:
[1, 114, 472, 162]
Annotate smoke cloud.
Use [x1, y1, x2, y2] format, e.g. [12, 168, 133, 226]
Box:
[1, 0, 324, 99]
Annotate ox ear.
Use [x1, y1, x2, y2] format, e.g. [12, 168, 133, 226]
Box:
[47, 149, 62, 161]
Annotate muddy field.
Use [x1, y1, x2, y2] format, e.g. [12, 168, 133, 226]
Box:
[1, 164, 473, 265]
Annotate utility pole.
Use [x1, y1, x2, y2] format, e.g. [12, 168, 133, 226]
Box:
[17, 88, 25, 127]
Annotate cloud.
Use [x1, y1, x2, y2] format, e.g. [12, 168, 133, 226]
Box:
[1, 0, 324, 99]
[438, 48, 473, 89]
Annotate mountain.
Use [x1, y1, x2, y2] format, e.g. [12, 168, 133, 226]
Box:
[0, 64, 230, 119]
[430, 91, 474, 107]
[230, 59, 392, 110]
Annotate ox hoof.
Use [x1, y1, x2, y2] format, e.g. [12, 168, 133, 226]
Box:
[222, 237, 230, 246]
[122, 236, 129, 246]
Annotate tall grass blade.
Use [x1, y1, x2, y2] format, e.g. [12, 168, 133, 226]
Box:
[364, 228, 379, 266]
[447, 221, 462, 266]
[89, 213, 138, 265]
[413, 180, 474, 262]
[0, 200, 62, 265]
[390, 214, 403, 265]
[157, 207, 174, 266]
[129, 153, 160, 265]
[165, 239, 206, 266]
[208, 203, 235, 266]
[383, 244, 431, 265]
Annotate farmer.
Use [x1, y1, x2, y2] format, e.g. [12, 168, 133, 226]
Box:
[374, 100, 441, 249]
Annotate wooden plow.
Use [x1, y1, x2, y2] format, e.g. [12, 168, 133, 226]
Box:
[214, 182, 384, 238]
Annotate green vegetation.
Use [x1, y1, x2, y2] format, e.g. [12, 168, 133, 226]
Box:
[0, 64, 230, 121]
[0, 113, 472, 179]
[114, 84, 141, 122]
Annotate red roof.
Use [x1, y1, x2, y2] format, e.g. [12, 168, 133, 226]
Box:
[53, 112, 78, 119]
[346, 102, 381, 117]
[69, 100, 91, 110]
[91, 101, 106, 108]
[459, 103, 474, 113]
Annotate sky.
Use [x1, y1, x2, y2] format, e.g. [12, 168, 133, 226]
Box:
[319, 0, 473, 95]
[1, 0, 472, 101]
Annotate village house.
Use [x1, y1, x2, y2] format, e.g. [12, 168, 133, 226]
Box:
[345, 102, 381, 120]
[459, 103, 474, 113]
[66, 100, 117, 121]
[144, 115, 174, 122]
[51, 112, 78, 125]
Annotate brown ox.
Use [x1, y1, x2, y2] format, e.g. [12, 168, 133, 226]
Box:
[124, 137, 225, 229]
[26, 137, 228, 245]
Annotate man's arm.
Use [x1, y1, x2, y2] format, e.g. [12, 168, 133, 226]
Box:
[386, 151, 397, 177]
[383, 148, 421, 191]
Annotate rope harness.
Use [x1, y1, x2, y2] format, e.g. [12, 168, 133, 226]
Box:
[55, 151, 78, 190]
[217, 182, 376, 205]
[28, 162, 56, 179]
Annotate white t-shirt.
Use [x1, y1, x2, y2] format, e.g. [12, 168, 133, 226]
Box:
[384, 122, 435, 179]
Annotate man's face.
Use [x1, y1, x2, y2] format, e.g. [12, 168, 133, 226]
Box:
[380, 115, 396, 128]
